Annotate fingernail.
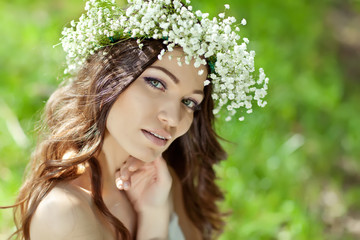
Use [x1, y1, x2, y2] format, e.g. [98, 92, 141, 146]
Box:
[123, 181, 129, 190]
[116, 179, 123, 189]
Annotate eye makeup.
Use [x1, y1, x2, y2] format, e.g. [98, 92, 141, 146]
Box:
[182, 98, 201, 111]
[143, 76, 202, 111]
[144, 77, 167, 91]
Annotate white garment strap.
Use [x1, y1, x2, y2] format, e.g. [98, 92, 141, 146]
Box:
[168, 212, 185, 240]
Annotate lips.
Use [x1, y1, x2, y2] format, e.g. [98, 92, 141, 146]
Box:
[141, 129, 171, 147]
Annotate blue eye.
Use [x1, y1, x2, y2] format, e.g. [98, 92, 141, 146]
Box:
[182, 98, 200, 111]
[144, 77, 166, 91]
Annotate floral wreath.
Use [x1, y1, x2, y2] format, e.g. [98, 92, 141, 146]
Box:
[60, 0, 268, 121]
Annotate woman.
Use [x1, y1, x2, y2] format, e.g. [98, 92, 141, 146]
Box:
[8, 0, 268, 239]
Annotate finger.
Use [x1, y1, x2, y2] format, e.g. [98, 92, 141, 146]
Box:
[123, 180, 130, 190]
[152, 156, 172, 189]
[115, 177, 123, 190]
[121, 156, 144, 176]
[154, 156, 171, 179]
[127, 164, 157, 189]
[128, 159, 144, 172]
[115, 169, 121, 180]
[120, 160, 132, 180]
[117, 157, 142, 190]
[115, 169, 129, 190]
[125, 167, 156, 194]
[117, 157, 154, 191]
[115, 170, 121, 187]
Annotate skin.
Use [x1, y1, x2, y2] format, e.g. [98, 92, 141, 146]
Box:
[30, 48, 207, 240]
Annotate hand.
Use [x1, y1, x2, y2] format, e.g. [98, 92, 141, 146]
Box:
[115, 156, 172, 213]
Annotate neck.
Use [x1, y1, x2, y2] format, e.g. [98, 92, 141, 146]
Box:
[96, 130, 129, 196]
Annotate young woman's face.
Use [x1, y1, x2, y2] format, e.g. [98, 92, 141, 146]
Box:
[105, 48, 208, 163]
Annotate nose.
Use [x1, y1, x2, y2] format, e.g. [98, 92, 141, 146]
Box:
[157, 101, 181, 127]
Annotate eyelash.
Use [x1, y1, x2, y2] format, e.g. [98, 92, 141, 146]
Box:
[144, 77, 167, 91]
[144, 77, 201, 111]
[182, 98, 200, 111]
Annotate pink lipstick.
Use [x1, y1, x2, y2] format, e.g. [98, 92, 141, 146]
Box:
[141, 129, 169, 147]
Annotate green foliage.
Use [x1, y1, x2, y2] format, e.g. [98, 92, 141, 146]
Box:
[1, 0, 359, 239]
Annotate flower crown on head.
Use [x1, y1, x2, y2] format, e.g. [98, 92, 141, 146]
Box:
[60, 0, 268, 121]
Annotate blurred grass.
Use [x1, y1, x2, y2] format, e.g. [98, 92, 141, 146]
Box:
[1, 0, 360, 239]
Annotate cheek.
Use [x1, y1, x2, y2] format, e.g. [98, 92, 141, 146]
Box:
[106, 96, 138, 132]
[106, 107, 123, 135]
[175, 114, 194, 138]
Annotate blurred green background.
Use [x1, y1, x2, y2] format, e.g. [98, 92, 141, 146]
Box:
[1, 0, 360, 239]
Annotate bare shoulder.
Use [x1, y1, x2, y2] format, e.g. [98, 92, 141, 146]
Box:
[169, 166, 202, 240]
[30, 182, 102, 240]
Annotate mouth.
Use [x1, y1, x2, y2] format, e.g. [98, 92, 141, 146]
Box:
[141, 129, 170, 147]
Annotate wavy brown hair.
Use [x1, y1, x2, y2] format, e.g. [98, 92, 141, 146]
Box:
[8, 38, 227, 239]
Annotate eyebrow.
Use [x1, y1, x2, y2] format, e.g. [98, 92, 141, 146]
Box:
[148, 66, 204, 95]
[148, 66, 179, 84]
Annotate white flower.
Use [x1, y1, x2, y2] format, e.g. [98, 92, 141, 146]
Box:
[224, 25, 231, 34]
[59, 0, 268, 121]
[204, 79, 211, 86]
[177, 58, 182, 66]
[202, 13, 209, 18]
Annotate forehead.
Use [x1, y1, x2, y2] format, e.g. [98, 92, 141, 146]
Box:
[150, 48, 208, 88]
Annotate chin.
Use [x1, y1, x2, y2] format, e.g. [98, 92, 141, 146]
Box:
[132, 149, 163, 163]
